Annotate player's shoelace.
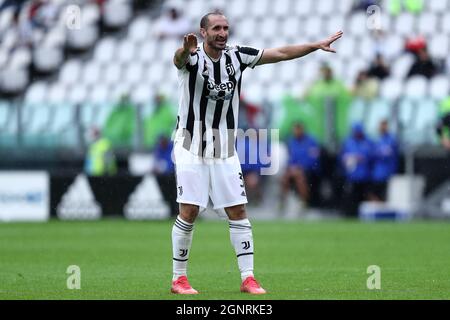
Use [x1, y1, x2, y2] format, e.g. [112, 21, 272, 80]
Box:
[175, 276, 192, 289]
[244, 277, 260, 288]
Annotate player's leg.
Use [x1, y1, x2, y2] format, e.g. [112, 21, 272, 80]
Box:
[170, 142, 208, 294]
[208, 153, 265, 294]
[225, 204, 266, 294]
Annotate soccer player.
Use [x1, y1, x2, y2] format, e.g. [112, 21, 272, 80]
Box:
[170, 12, 343, 294]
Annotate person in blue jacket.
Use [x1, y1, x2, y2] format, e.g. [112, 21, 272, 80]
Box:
[154, 135, 175, 175]
[280, 122, 321, 208]
[340, 123, 373, 216]
[369, 120, 398, 201]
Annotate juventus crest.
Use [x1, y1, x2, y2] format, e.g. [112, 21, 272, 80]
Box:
[226, 63, 235, 76]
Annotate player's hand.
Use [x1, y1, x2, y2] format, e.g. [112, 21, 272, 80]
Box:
[183, 33, 198, 54]
[316, 31, 343, 53]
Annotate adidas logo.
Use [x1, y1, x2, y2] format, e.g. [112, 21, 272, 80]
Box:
[241, 191, 246, 197]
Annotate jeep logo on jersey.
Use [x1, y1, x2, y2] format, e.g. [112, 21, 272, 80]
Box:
[207, 81, 234, 92]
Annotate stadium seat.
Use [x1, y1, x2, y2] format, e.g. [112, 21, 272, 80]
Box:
[33, 46, 64, 73]
[293, 0, 312, 17]
[184, 0, 207, 21]
[429, 76, 450, 101]
[382, 35, 404, 61]
[380, 78, 403, 101]
[7, 47, 31, 70]
[81, 3, 101, 26]
[131, 83, 153, 105]
[42, 27, 66, 48]
[429, 34, 449, 60]
[273, 0, 290, 18]
[347, 99, 368, 126]
[391, 54, 415, 79]
[103, 0, 132, 28]
[251, 0, 270, 19]
[336, 36, 356, 60]
[427, 0, 448, 13]
[67, 24, 99, 50]
[441, 12, 450, 34]
[47, 84, 67, 105]
[0, 67, 28, 93]
[418, 13, 438, 36]
[394, 13, 416, 37]
[404, 75, 428, 99]
[398, 98, 416, 133]
[67, 84, 88, 105]
[0, 7, 14, 34]
[0, 100, 11, 130]
[59, 59, 82, 86]
[138, 41, 157, 64]
[365, 99, 391, 137]
[226, 0, 248, 21]
[260, 17, 278, 41]
[336, 0, 353, 14]
[25, 82, 48, 105]
[316, 0, 335, 16]
[325, 16, 345, 36]
[117, 40, 136, 64]
[124, 62, 144, 86]
[81, 62, 101, 86]
[348, 12, 369, 38]
[305, 16, 323, 39]
[93, 37, 117, 64]
[128, 17, 151, 44]
[358, 38, 376, 61]
[0, 48, 8, 70]
[103, 63, 122, 86]
[414, 98, 439, 143]
[236, 18, 257, 40]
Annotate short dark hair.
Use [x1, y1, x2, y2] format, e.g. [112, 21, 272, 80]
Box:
[200, 11, 225, 29]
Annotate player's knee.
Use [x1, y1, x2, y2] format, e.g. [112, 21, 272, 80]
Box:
[179, 204, 199, 223]
[225, 204, 247, 220]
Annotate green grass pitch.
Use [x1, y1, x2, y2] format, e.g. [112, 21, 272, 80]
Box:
[1, 219, 449, 299]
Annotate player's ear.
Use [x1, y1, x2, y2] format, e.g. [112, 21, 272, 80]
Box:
[200, 28, 206, 38]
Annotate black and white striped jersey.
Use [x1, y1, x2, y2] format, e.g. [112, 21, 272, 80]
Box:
[173, 42, 264, 159]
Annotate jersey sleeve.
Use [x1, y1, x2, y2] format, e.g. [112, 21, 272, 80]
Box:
[176, 51, 199, 72]
[236, 45, 264, 69]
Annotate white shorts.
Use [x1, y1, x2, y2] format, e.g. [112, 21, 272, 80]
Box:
[173, 141, 248, 210]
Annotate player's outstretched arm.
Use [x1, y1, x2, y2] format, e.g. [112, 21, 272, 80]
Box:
[257, 31, 343, 66]
[174, 33, 198, 69]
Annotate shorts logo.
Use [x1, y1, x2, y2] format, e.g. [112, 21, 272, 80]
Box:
[226, 63, 235, 76]
[178, 186, 183, 196]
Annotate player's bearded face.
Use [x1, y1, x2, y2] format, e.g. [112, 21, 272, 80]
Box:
[203, 17, 229, 50]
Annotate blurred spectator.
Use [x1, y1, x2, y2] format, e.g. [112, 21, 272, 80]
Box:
[154, 7, 191, 40]
[367, 54, 390, 80]
[340, 123, 373, 216]
[144, 94, 176, 149]
[389, 0, 424, 15]
[352, 70, 379, 101]
[305, 64, 352, 147]
[103, 94, 136, 147]
[10, 10, 34, 49]
[84, 127, 117, 176]
[368, 120, 398, 202]
[238, 94, 263, 130]
[236, 131, 266, 205]
[351, 0, 380, 12]
[405, 36, 427, 55]
[153, 135, 175, 175]
[31, 0, 60, 31]
[0, 0, 26, 12]
[280, 123, 321, 208]
[436, 98, 450, 151]
[407, 48, 438, 79]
